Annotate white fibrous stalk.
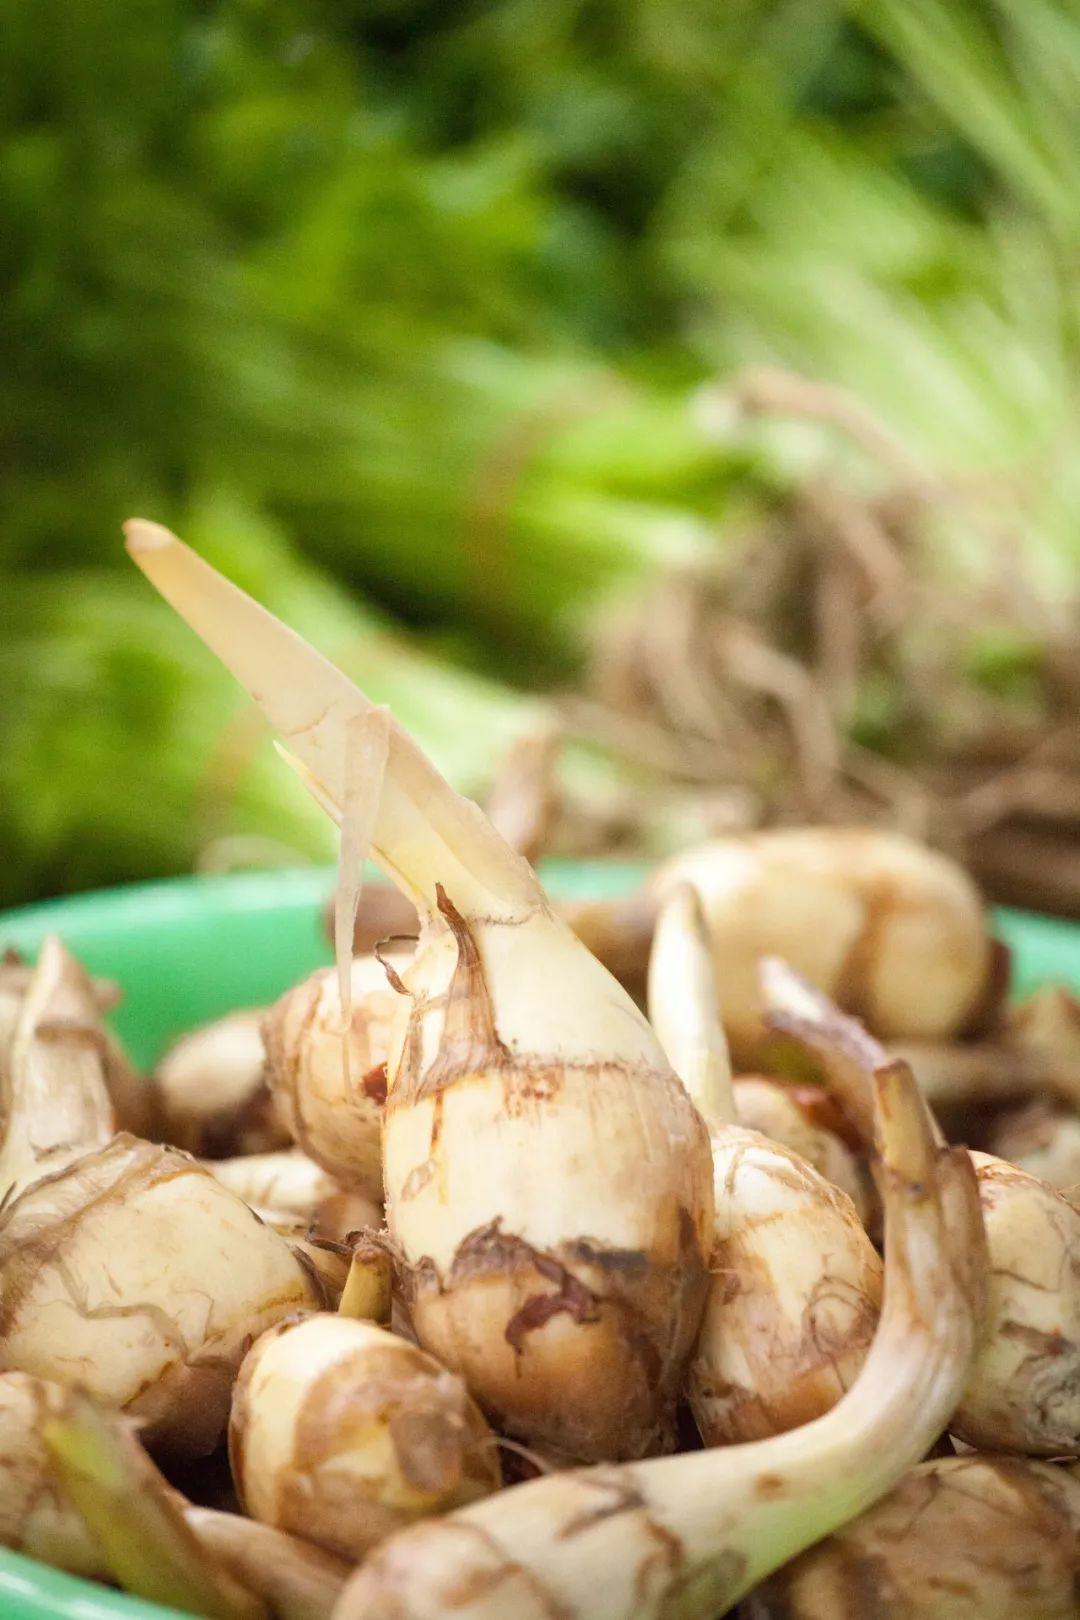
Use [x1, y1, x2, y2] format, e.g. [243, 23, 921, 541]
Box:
[262, 956, 398, 1199]
[229, 1313, 501, 1561]
[0, 939, 322, 1459]
[751, 1455, 1080, 1620]
[985, 1101, 1080, 1191]
[651, 828, 996, 1065]
[332, 1056, 986, 1620]
[127, 521, 715, 1464]
[40, 1381, 348, 1620]
[152, 1009, 291, 1159]
[205, 1149, 382, 1241]
[762, 958, 1080, 1457]
[648, 889, 882, 1444]
[732, 1076, 872, 1224]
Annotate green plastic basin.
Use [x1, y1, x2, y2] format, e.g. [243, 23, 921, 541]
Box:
[0, 862, 1079, 1620]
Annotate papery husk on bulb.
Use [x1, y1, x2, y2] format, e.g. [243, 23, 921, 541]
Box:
[332, 1057, 987, 1620]
[229, 1313, 500, 1562]
[984, 1101, 1080, 1191]
[0, 938, 322, 1459]
[41, 1381, 348, 1620]
[126, 521, 715, 1465]
[0, 1135, 323, 1458]
[751, 1454, 1080, 1620]
[732, 1075, 872, 1223]
[152, 1008, 291, 1158]
[386, 887, 714, 1462]
[762, 957, 1080, 1458]
[205, 1149, 382, 1240]
[690, 1131, 882, 1443]
[263, 956, 397, 1198]
[647, 889, 882, 1446]
[0, 935, 119, 1203]
[0, 953, 147, 1134]
[649, 828, 996, 1066]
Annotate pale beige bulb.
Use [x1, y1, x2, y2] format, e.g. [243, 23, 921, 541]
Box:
[733, 1075, 871, 1221]
[263, 956, 397, 1198]
[205, 1148, 382, 1238]
[654, 828, 993, 1063]
[689, 1128, 882, 1443]
[753, 1455, 1080, 1619]
[951, 1153, 1080, 1455]
[229, 1313, 500, 1561]
[985, 1101, 1080, 1191]
[0, 1135, 322, 1457]
[152, 1009, 289, 1158]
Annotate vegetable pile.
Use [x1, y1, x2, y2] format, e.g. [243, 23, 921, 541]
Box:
[6, 1, 1080, 916]
[2, 526, 1079, 1618]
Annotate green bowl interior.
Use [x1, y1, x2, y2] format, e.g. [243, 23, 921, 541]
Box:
[1, 861, 1079, 1620]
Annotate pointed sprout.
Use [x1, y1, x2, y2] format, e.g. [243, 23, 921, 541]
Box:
[1, 936, 116, 1203]
[338, 1240, 393, 1324]
[124, 519, 539, 918]
[330, 708, 391, 1077]
[335, 1060, 985, 1620]
[646, 882, 736, 1126]
[759, 953, 931, 1147]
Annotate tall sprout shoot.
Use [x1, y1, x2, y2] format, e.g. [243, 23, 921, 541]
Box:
[126, 520, 715, 1464]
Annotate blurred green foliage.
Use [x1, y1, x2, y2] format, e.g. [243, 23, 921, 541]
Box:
[2, 0, 1079, 902]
